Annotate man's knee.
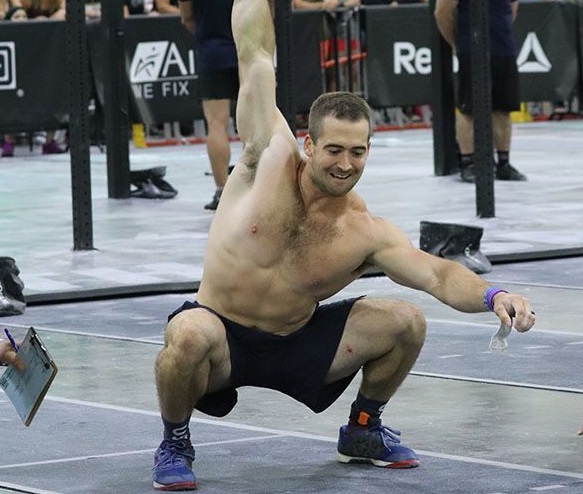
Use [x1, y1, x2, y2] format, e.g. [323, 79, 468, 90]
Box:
[164, 311, 224, 362]
[389, 301, 427, 350]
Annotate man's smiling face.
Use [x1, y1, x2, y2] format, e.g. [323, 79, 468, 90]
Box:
[304, 116, 371, 197]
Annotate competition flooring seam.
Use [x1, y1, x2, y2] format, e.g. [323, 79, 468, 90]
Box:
[4, 396, 583, 482]
[0, 482, 62, 494]
[0, 436, 284, 471]
[408, 372, 583, 395]
[0, 323, 163, 345]
[4, 318, 583, 342]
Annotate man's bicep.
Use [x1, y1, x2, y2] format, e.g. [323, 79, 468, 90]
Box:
[370, 219, 440, 291]
[235, 56, 282, 148]
[378, 245, 441, 292]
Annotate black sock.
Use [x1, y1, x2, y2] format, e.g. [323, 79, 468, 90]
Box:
[497, 150, 509, 166]
[349, 391, 387, 427]
[460, 153, 474, 168]
[162, 417, 191, 442]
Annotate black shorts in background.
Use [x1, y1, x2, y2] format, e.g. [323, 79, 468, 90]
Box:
[197, 67, 239, 101]
[457, 54, 520, 115]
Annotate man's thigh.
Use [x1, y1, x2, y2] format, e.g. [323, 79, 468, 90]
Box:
[166, 307, 233, 393]
[325, 297, 419, 383]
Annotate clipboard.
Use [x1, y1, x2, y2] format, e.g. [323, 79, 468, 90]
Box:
[0, 326, 58, 426]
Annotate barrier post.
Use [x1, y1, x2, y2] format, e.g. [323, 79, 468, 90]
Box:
[429, 0, 458, 176]
[470, 0, 495, 218]
[66, 0, 94, 250]
[101, 1, 131, 198]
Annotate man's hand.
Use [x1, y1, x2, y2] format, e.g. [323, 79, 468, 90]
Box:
[0, 339, 24, 371]
[492, 292, 535, 333]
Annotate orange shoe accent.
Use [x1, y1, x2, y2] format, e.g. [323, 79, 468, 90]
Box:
[357, 411, 370, 426]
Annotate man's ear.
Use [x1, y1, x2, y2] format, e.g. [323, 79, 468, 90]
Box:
[303, 134, 313, 157]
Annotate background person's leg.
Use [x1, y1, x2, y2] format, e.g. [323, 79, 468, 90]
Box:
[456, 111, 476, 183]
[202, 98, 233, 210]
[492, 111, 526, 181]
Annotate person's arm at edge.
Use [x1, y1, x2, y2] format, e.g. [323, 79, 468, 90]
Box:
[292, 0, 323, 10]
[155, 0, 180, 14]
[434, 0, 458, 51]
[49, 0, 66, 20]
[178, 0, 194, 33]
[292, 0, 346, 13]
[511, 0, 518, 23]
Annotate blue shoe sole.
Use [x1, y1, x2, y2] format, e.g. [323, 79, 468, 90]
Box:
[153, 479, 197, 491]
[337, 451, 420, 469]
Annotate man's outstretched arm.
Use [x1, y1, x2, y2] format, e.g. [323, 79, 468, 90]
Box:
[232, 0, 297, 166]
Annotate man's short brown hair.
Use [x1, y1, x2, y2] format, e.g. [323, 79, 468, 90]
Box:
[308, 92, 372, 143]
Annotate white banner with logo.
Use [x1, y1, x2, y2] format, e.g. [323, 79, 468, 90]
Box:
[87, 15, 204, 125]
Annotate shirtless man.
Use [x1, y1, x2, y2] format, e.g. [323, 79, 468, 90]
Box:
[152, 0, 536, 490]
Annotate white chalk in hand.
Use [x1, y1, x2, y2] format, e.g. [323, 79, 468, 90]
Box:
[489, 322, 512, 351]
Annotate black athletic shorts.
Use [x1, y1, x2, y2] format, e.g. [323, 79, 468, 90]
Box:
[167, 296, 364, 416]
[197, 67, 239, 101]
[457, 54, 520, 115]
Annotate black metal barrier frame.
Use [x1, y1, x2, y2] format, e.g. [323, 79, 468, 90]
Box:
[0, 1, 581, 249]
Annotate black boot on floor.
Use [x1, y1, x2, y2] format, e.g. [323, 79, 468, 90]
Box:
[0, 257, 26, 316]
[419, 221, 492, 274]
[496, 162, 527, 181]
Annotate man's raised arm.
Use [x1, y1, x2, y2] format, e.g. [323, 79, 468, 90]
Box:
[232, 0, 296, 165]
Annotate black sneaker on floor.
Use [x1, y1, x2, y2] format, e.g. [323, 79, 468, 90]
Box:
[204, 190, 222, 211]
[496, 163, 527, 181]
[460, 163, 476, 183]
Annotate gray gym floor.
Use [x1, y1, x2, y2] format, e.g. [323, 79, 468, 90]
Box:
[1, 121, 582, 493]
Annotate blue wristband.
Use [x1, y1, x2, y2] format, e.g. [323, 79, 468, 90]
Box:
[483, 286, 508, 311]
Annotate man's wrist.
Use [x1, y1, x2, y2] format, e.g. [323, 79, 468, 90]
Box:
[483, 286, 508, 311]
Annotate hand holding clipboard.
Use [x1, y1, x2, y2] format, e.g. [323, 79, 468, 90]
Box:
[0, 326, 58, 426]
[0, 328, 24, 370]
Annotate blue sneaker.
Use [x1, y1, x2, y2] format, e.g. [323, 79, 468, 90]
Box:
[337, 423, 419, 469]
[152, 439, 197, 491]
